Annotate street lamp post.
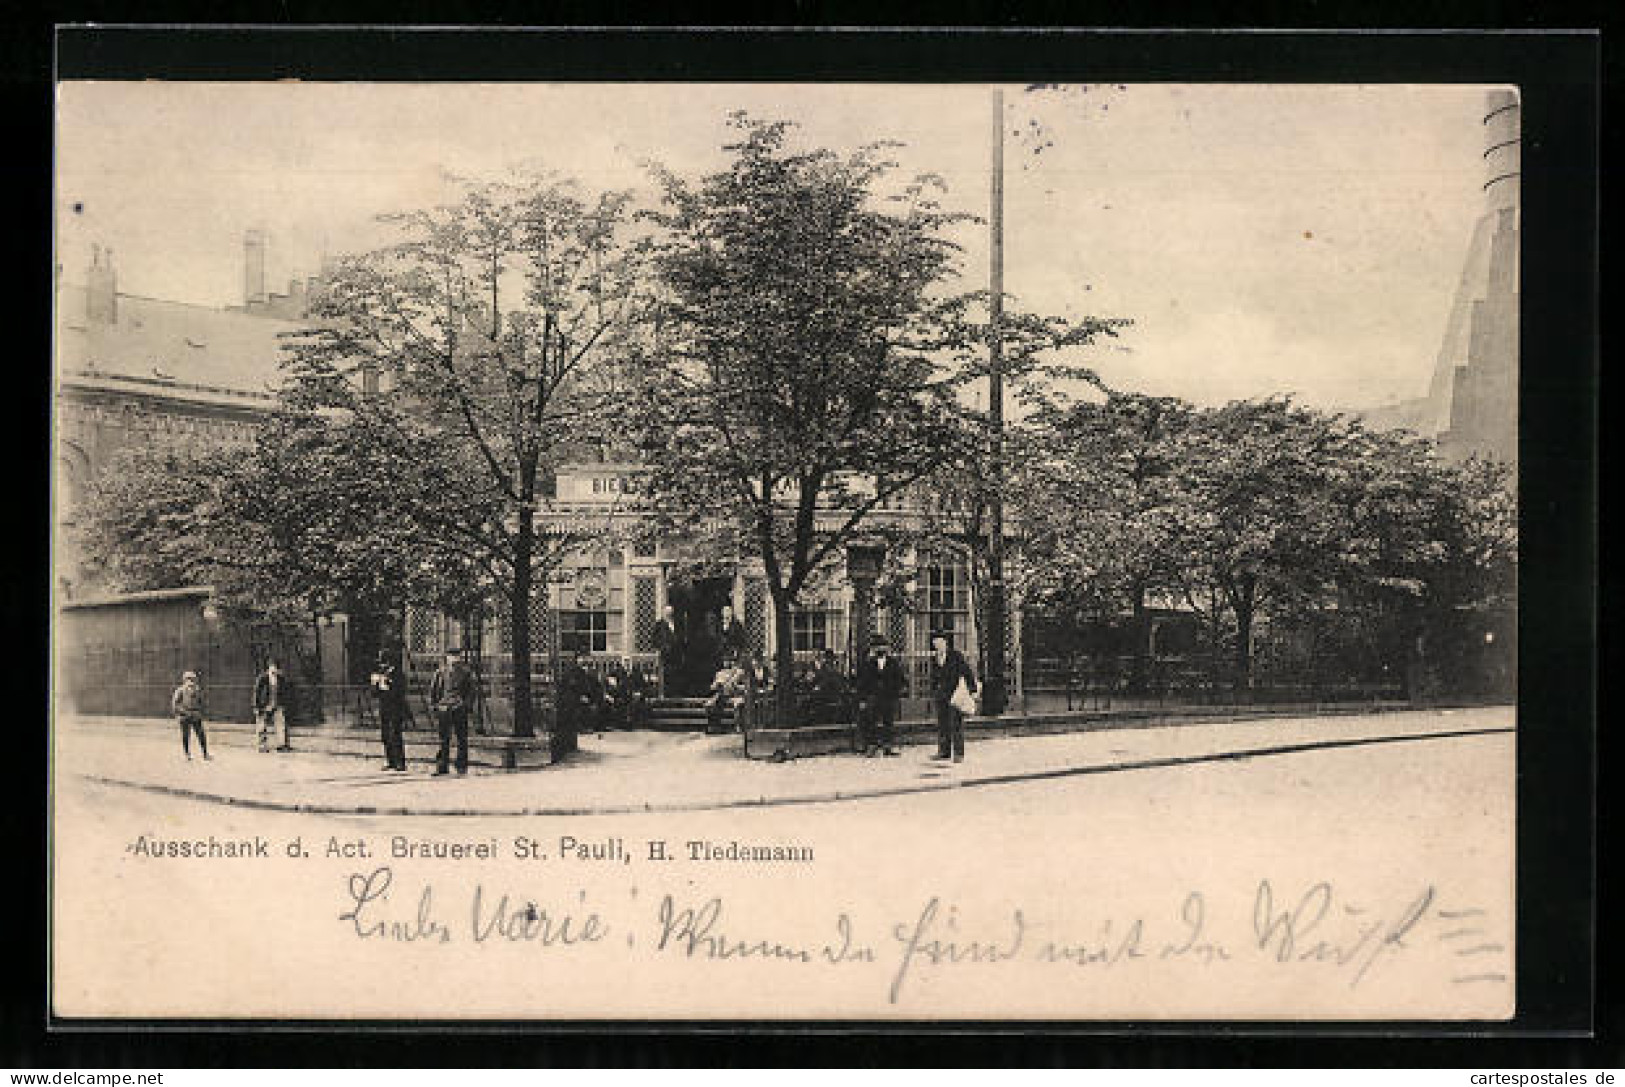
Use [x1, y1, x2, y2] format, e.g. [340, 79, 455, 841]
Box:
[984, 86, 1009, 717]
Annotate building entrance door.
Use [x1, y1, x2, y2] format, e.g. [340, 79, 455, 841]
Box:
[666, 575, 733, 696]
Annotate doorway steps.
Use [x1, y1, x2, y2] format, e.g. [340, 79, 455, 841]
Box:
[646, 697, 732, 732]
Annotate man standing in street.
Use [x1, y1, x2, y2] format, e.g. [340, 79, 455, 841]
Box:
[429, 646, 475, 776]
[369, 648, 410, 772]
[855, 634, 905, 757]
[652, 604, 678, 697]
[929, 630, 977, 764]
[252, 659, 292, 753]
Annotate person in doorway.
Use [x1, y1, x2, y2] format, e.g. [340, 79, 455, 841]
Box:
[719, 604, 748, 666]
[252, 659, 292, 753]
[856, 634, 906, 757]
[369, 649, 410, 771]
[429, 647, 475, 776]
[929, 630, 977, 764]
[170, 670, 211, 761]
[652, 604, 678, 697]
[690, 612, 721, 693]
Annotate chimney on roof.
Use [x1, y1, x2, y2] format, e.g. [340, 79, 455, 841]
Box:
[244, 229, 267, 305]
[87, 243, 117, 324]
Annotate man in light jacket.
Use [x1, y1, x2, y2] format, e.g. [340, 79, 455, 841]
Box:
[429, 647, 475, 776]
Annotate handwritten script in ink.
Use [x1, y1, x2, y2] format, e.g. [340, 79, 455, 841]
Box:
[336, 866, 1494, 1005]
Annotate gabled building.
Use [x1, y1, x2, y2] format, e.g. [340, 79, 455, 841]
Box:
[55, 237, 317, 598]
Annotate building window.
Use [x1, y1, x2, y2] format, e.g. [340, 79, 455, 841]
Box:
[791, 610, 829, 652]
[560, 610, 609, 654]
[926, 560, 968, 637]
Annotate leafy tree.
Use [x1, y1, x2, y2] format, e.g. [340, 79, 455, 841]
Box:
[1017, 391, 1194, 690]
[1156, 397, 1362, 691]
[283, 173, 651, 740]
[75, 441, 335, 697]
[76, 442, 236, 593]
[631, 114, 1113, 712]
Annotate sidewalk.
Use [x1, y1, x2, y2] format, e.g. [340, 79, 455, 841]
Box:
[57, 706, 1515, 816]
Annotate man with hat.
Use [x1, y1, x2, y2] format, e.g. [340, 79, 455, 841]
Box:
[854, 634, 905, 757]
[369, 648, 410, 772]
[929, 629, 978, 764]
[428, 646, 476, 776]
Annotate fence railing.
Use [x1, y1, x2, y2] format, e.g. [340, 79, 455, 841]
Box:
[1021, 654, 1407, 710]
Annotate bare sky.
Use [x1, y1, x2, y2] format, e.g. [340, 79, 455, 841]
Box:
[55, 82, 1502, 412]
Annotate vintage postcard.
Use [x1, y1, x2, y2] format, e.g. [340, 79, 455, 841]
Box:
[52, 81, 1518, 1021]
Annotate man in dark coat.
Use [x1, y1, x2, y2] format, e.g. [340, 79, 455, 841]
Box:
[855, 634, 906, 757]
[719, 604, 748, 665]
[652, 604, 678, 697]
[929, 630, 977, 764]
[428, 647, 476, 776]
[252, 659, 293, 753]
[369, 649, 410, 771]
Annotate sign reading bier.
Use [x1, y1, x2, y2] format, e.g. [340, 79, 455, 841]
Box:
[555, 464, 645, 504]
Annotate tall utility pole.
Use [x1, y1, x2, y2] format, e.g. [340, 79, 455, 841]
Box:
[983, 87, 1009, 716]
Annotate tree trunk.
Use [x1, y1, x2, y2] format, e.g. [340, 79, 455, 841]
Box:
[1128, 581, 1150, 695]
[771, 584, 797, 721]
[1233, 601, 1255, 701]
[347, 601, 382, 686]
[305, 609, 326, 725]
[510, 511, 537, 739]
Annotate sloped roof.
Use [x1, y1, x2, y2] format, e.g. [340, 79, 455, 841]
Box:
[57, 284, 308, 397]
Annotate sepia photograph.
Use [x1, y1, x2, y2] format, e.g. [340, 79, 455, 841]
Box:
[52, 78, 1520, 1022]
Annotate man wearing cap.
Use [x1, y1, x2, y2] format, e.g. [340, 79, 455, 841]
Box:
[429, 647, 476, 776]
[929, 630, 977, 764]
[369, 648, 410, 772]
[855, 634, 905, 757]
[170, 670, 211, 761]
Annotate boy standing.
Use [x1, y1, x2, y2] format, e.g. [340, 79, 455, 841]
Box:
[170, 671, 211, 761]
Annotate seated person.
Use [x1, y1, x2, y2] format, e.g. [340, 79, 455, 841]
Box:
[704, 664, 749, 733]
[557, 651, 603, 736]
[624, 665, 652, 728]
[804, 649, 852, 724]
[600, 660, 632, 730]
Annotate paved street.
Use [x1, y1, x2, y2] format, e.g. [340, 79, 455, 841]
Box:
[53, 708, 1514, 1021]
[57, 705, 1511, 814]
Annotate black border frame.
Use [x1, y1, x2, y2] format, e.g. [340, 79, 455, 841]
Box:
[11, 22, 1601, 1067]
